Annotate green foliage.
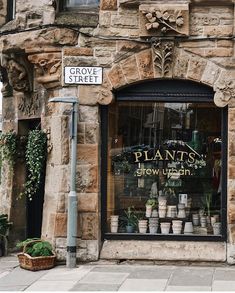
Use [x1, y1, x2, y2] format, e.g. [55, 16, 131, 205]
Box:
[0, 131, 17, 171]
[16, 238, 53, 257]
[0, 214, 12, 236]
[146, 198, 157, 208]
[19, 130, 47, 201]
[120, 206, 138, 227]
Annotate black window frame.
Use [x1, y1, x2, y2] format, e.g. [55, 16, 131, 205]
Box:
[7, 0, 15, 22]
[101, 79, 227, 242]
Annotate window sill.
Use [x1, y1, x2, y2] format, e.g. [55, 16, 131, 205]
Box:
[55, 10, 99, 27]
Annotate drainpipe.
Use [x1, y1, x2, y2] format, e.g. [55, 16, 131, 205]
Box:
[48, 96, 78, 268]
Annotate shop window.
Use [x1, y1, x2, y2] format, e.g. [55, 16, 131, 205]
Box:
[103, 80, 226, 240]
[61, 0, 99, 10]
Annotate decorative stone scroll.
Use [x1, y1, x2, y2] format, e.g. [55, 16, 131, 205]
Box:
[28, 51, 61, 89]
[152, 40, 174, 77]
[214, 77, 235, 107]
[1, 55, 32, 92]
[139, 4, 189, 37]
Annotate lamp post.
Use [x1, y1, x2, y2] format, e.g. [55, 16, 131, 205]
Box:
[49, 96, 78, 268]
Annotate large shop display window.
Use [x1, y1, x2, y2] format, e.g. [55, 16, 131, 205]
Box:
[104, 85, 226, 239]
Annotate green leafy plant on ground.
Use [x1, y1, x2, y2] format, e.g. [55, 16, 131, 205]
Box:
[19, 130, 47, 201]
[0, 214, 12, 236]
[16, 238, 54, 257]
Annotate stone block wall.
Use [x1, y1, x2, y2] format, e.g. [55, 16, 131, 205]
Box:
[1, 0, 235, 262]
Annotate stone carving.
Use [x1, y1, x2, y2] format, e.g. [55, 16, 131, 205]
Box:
[28, 52, 61, 89]
[152, 40, 174, 77]
[39, 28, 78, 46]
[2, 56, 31, 92]
[18, 92, 41, 117]
[191, 15, 219, 26]
[214, 78, 235, 107]
[0, 65, 12, 97]
[139, 4, 189, 37]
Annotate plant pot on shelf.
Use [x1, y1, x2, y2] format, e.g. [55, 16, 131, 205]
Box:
[184, 222, 194, 234]
[213, 222, 221, 235]
[126, 225, 134, 233]
[110, 215, 119, 233]
[145, 205, 152, 218]
[138, 220, 148, 233]
[172, 220, 183, 234]
[17, 239, 56, 271]
[159, 206, 167, 218]
[160, 222, 171, 234]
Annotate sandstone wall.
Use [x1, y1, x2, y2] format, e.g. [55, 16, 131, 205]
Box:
[0, 0, 235, 262]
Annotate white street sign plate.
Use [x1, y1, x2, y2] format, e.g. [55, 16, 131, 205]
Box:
[64, 66, 103, 85]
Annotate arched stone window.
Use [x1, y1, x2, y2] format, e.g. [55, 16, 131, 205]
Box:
[101, 79, 227, 241]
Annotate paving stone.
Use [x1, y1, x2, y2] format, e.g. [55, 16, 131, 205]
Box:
[91, 266, 134, 273]
[70, 283, 120, 291]
[168, 268, 214, 286]
[79, 272, 129, 284]
[0, 267, 47, 286]
[25, 280, 77, 291]
[40, 266, 93, 281]
[0, 285, 26, 291]
[166, 286, 212, 291]
[118, 279, 167, 291]
[212, 281, 235, 291]
[127, 268, 174, 279]
[214, 269, 235, 280]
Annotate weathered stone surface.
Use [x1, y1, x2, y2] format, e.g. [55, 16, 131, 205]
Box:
[229, 201, 235, 224]
[63, 56, 97, 67]
[54, 213, 67, 237]
[136, 49, 154, 80]
[99, 11, 111, 27]
[81, 213, 98, 240]
[100, 0, 117, 11]
[2, 97, 15, 120]
[228, 108, 235, 130]
[97, 72, 114, 105]
[85, 123, 99, 144]
[86, 240, 99, 260]
[201, 61, 220, 86]
[214, 73, 235, 107]
[228, 180, 235, 202]
[76, 165, 98, 193]
[64, 47, 93, 57]
[79, 106, 99, 123]
[108, 64, 126, 89]
[229, 157, 235, 180]
[187, 57, 207, 82]
[78, 193, 98, 212]
[204, 25, 233, 37]
[101, 240, 226, 261]
[56, 12, 99, 27]
[172, 50, 189, 79]
[111, 14, 138, 28]
[77, 144, 98, 165]
[120, 55, 140, 83]
[79, 85, 99, 105]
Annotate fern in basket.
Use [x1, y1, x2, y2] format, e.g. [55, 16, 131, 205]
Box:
[16, 238, 54, 257]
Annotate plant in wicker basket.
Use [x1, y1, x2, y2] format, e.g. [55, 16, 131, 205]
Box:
[16, 238, 56, 271]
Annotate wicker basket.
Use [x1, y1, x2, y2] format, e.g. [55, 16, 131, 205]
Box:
[17, 239, 56, 271]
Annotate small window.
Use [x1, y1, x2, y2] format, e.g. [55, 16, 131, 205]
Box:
[7, 0, 15, 22]
[62, 0, 99, 10]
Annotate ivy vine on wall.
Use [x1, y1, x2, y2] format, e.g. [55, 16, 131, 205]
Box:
[0, 131, 17, 172]
[19, 130, 47, 201]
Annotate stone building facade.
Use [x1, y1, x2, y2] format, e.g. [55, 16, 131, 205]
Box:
[1, 0, 235, 263]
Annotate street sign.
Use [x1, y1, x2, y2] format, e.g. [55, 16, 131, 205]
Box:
[64, 66, 103, 85]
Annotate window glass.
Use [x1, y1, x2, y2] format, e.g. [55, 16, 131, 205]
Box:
[107, 101, 222, 237]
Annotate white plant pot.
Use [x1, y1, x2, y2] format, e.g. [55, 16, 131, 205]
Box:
[200, 216, 207, 228]
[192, 214, 199, 226]
[160, 223, 171, 234]
[149, 226, 158, 234]
[159, 207, 166, 218]
[145, 205, 152, 218]
[172, 226, 182, 234]
[151, 209, 158, 217]
[184, 222, 193, 234]
[213, 222, 221, 235]
[111, 224, 118, 233]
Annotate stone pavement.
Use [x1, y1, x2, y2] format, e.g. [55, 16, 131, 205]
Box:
[1, 256, 235, 291]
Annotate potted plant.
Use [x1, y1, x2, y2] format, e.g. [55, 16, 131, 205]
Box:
[145, 198, 157, 217]
[17, 238, 56, 271]
[120, 207, 138, 233]
[0, 214, 12, 256]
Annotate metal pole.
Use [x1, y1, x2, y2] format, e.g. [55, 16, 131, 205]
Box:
[67, 101, 78, 268]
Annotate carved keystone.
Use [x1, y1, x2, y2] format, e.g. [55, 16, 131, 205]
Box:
[139, 4, 189, 37]
[214, 76, 235, 107]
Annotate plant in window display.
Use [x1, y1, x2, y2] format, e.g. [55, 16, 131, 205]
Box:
[145, 198, 157, 218]
[120, 207, 138, 233]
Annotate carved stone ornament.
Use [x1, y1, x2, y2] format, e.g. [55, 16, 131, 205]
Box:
[139, 4, 189, 37]
[0, 65, 13, 97]
[17, 92, 41, 117]
[152, 40, 174, 77]
[214, 78, 235, 107]
[1, 55, 31, 92]
[39, 28, 78, 46]
[28, 52, 61, 89]
[44, 127, 53, 153]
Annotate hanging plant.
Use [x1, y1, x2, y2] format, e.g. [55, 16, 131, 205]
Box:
[0, 131, 17, 171]
[19, 130, 47, 201]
